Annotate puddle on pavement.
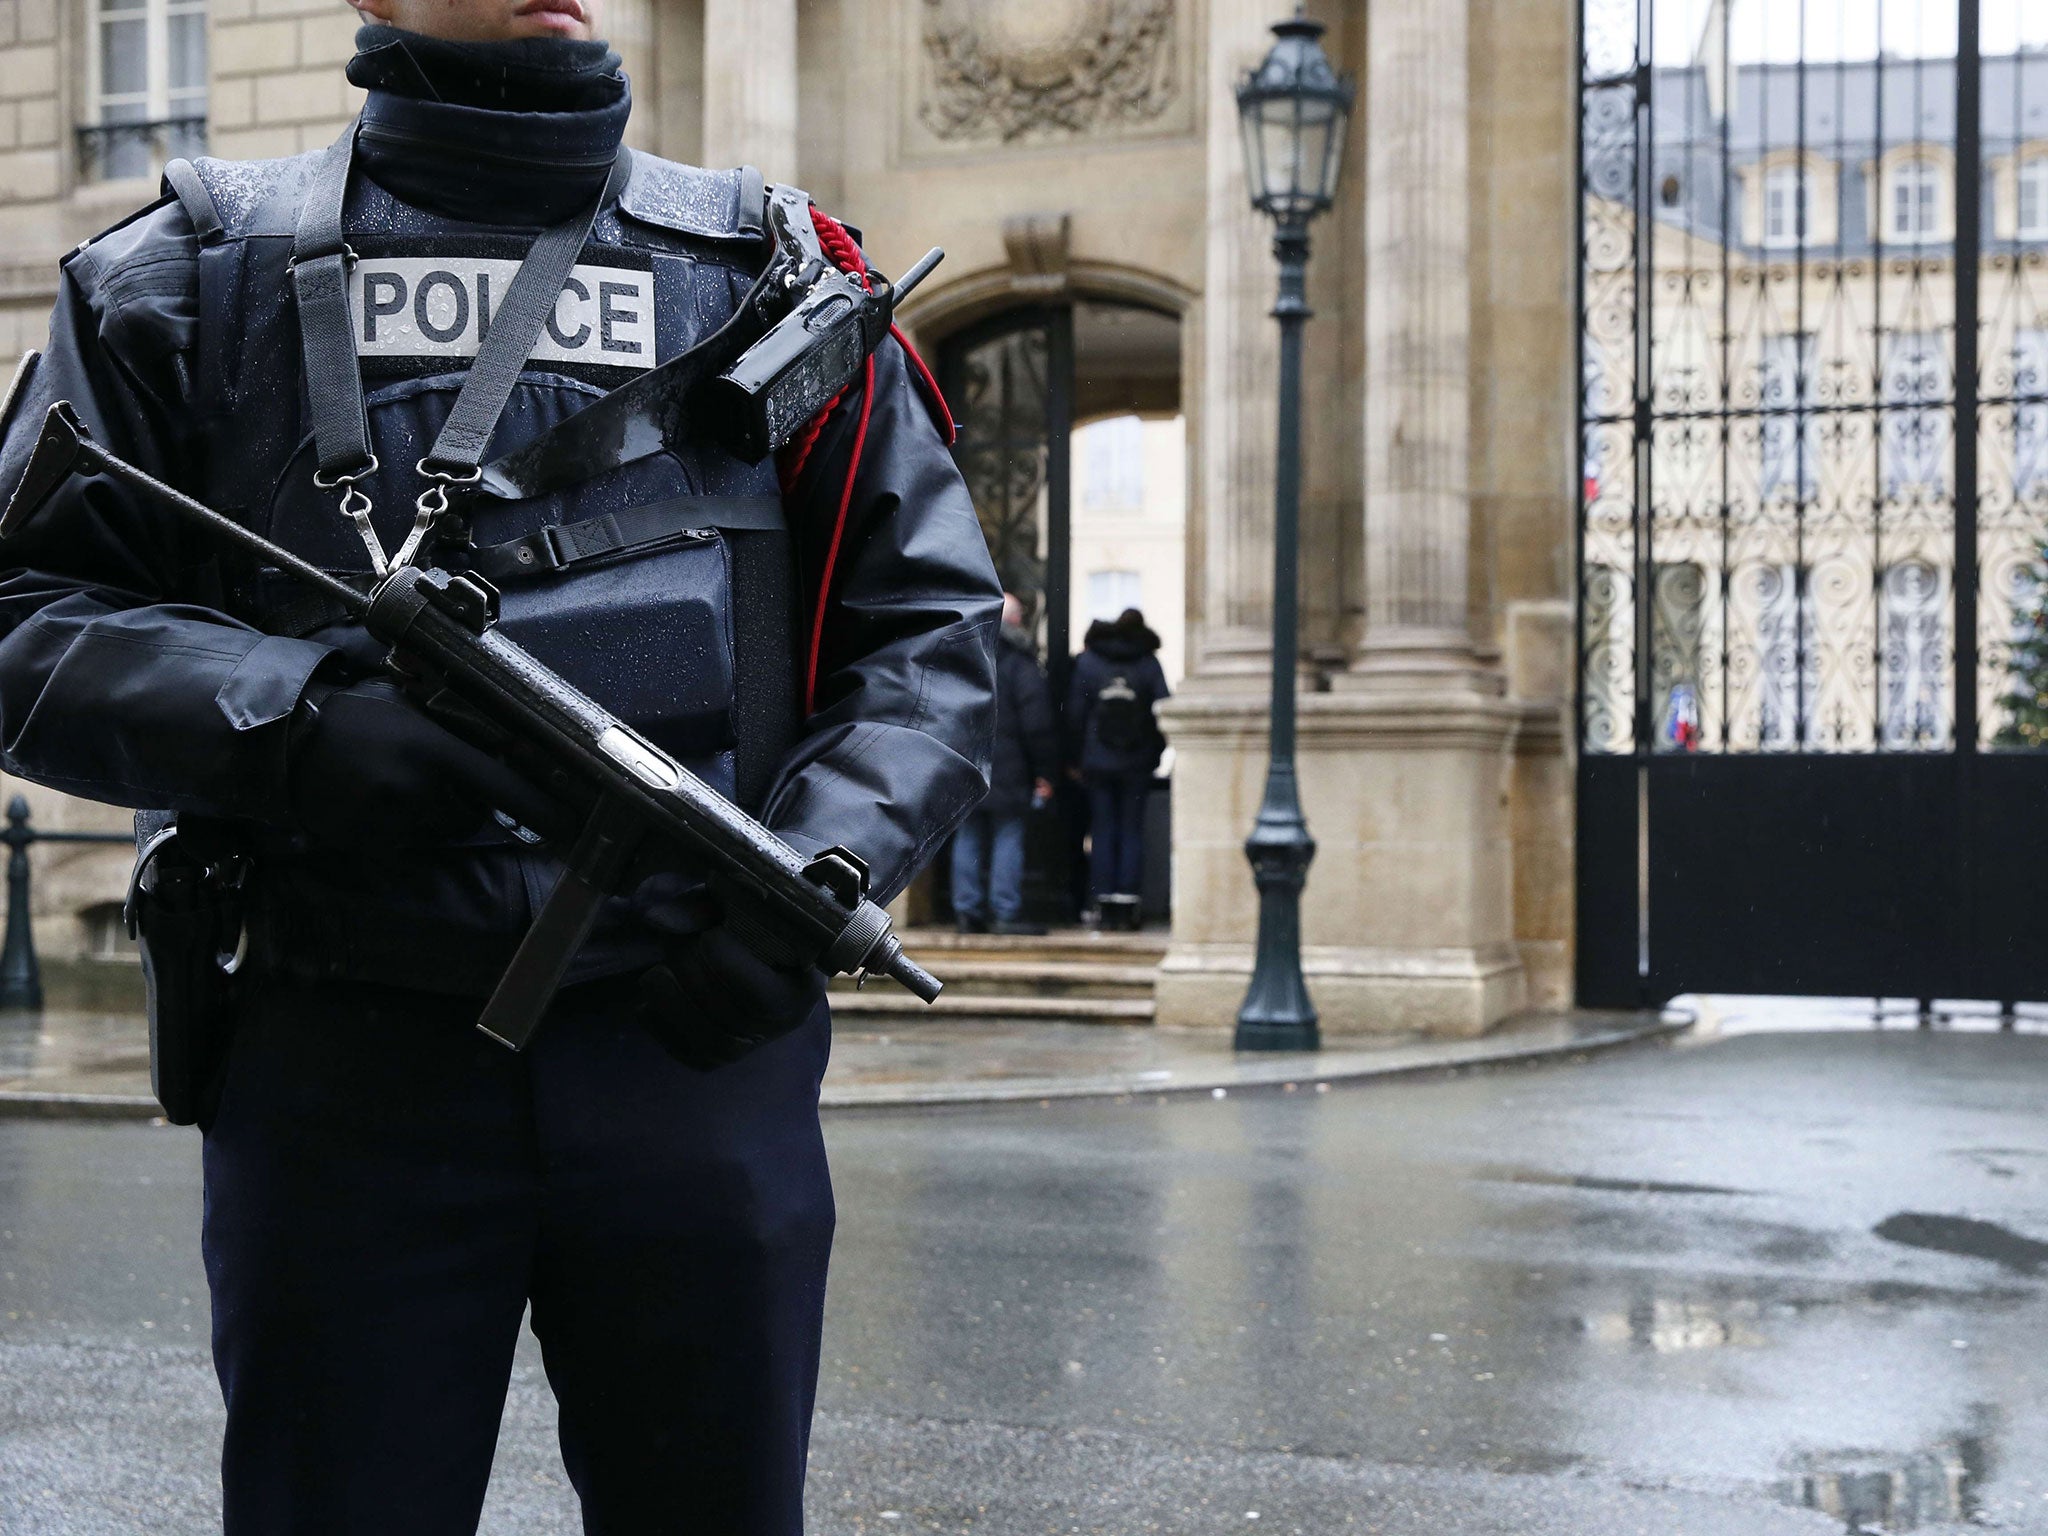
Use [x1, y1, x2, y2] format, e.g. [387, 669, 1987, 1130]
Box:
[1875, 1212, 2048, 1273]
[1578, 1295, 1769, 1351]
[1777, 1413, 1997, 1533]
[1468, 1163, 1747, 1197]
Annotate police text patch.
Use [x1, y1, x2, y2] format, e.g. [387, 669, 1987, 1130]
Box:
[347, 259, 656, 371]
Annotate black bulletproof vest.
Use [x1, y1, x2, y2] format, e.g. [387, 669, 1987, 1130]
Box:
[165, 145, 801, 994]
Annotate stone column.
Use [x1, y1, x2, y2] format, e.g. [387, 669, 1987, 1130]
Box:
[605, 0, 659, 152]
[1157, 0, 1527, 1039]
[1149, 0, 1289, 1031]
[701, 0, 798, 181]
[1318, 0, 1523, 1030]
[1190, 0, 1283, 681]
[1346, 0, 1486, 689]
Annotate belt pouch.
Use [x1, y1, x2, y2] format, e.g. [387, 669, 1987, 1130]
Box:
[129, 822, 244, 1126]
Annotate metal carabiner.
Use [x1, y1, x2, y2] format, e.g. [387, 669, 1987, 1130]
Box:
[390, 458, 483, 572]
[312, 455, 388, 576]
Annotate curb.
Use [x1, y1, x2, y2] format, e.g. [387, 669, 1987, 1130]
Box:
[0, 1012, 1692, 1122]
[0, 1090, 170, 1120]
[817, 1012, 1693, 1110]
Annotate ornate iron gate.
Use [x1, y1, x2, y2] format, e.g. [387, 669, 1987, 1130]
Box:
[1576, 0, 2048, 1005]
[939, 307, 1074, 700]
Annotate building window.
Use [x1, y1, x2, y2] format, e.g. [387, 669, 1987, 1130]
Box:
[1759, 333, 1818, 499]
[1881, 330, 1948, 495]
[1888, 158, 1943, 243]
[83, 0, 207, 183]
[1879, 561, 1947, 750]
[1086, 569, 1143, 623]
[2020, 157, 2048, 240]
[1762, 165, 1807, 248]
[2014, 329, 2048, 503]
[1754, 562, 1817, 751]
[1651, 562, 1706, 753]
[1079, 415, 1146, 514]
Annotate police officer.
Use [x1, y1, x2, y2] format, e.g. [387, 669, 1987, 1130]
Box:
[0, 0, 1000, 1527]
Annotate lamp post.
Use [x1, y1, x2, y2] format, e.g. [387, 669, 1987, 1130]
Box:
[1231, 10, 1353, 1052]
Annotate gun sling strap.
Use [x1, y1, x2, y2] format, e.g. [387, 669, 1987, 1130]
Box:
[292, 128, 630, 490]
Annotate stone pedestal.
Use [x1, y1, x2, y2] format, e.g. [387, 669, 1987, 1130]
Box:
[1157, 691, 1526, 1037]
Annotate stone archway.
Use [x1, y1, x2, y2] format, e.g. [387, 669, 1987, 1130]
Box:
[913, 273, 1188, 929]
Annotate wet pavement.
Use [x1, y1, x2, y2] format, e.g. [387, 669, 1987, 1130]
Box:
[0, 1006, 1683, 1112]
[3, 1024, 2047, 1533]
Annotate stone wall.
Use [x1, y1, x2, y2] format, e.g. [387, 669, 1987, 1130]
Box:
[0, 0, 75, 358]
[207, 0, 359, 162]
[1472, 0, 1577, 1008]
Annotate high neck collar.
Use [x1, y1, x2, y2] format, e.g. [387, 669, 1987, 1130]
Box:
[346, 25, 630, 227]
[347, 25, 625, 112]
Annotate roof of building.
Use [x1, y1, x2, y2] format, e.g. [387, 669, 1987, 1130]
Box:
[1587, 51, 2048, 253]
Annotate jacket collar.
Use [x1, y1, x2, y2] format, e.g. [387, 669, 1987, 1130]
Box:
[352, 79, 630, 227]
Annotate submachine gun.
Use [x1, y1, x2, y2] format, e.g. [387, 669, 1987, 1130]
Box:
[0, 394, 945, 1053]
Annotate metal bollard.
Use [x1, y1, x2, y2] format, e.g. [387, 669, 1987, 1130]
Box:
[0, 795, 42, 1011]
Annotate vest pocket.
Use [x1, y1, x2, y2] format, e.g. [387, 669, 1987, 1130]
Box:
[492, 528, 739, 794]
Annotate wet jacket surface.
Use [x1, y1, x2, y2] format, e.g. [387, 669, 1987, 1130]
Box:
[982, 623, 1057, 819]
[0, 65, 999, 994]
[1066, 618, 1170, 779]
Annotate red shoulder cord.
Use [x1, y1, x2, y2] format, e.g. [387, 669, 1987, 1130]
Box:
[778, 207, 954, 714]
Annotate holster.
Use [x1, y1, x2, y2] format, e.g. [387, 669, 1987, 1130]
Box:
[126, 812, 248, 1127]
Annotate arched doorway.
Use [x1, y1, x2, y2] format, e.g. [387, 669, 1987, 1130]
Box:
[936, 297, 1184, 925]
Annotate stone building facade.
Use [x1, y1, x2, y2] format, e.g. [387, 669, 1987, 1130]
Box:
[0, 0, 1580, 1034]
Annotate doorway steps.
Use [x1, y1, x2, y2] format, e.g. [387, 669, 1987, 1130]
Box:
[827, 928, 1165, 1023]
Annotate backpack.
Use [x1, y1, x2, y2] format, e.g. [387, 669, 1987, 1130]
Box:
[1093, 672, 1149, 754]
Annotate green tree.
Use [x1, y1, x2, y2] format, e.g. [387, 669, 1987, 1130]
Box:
[1995, 551, 2048, 748]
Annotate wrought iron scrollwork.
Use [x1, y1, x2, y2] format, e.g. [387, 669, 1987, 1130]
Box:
[1577, 4, 2048, 755]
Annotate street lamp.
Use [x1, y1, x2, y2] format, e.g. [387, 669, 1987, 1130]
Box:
[1232, 9, 1353, 1052]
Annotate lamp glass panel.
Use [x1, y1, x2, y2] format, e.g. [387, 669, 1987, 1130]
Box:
[1294, 115, 1335, 206]
[1258, 107, 1302, 206]
[1239, 98, 1271, 208]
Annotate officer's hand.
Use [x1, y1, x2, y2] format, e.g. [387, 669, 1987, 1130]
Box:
[287, 678, 559, 848]
[634, 926, 826, 1071]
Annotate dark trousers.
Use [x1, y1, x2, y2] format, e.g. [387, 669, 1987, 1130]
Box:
[201, 974, 835, 1536]
[1085, 773, 1150, 900]
[950, 809, 1028, 924]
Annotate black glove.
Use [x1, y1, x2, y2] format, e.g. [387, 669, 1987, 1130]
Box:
[635, 925, 827, 1071]
[287, 678, 559, 848]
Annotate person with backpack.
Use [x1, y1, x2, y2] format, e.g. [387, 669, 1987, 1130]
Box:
[952, 592, 1058, 934]
[1067, 607, 1170, 930]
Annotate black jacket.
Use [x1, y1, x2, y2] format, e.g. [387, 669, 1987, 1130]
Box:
[983, 623, 1057, 818]
[1067, 618, 1170, 779]
[0, 70, 1000, 994]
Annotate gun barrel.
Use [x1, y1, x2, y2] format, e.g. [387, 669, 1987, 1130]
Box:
[886, 950, 943, 1003]
[890, 248, 944, 307]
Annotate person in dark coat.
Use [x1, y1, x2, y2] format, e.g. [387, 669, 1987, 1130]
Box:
[0, 2, 1000, 1525]
[953, 592, 1058, 934]
[1067, 607, 1170, 930]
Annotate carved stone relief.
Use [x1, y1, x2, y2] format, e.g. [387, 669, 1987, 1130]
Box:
[913, 0, 1185, 149]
